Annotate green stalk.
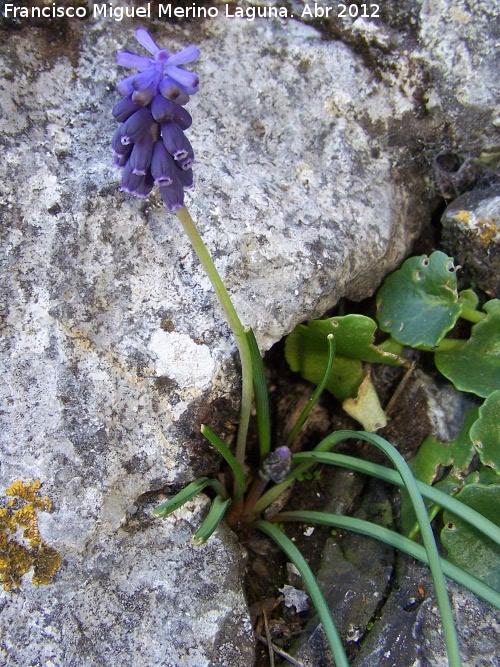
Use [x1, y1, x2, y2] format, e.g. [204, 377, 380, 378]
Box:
[433, 338, 467, 353]
[460, 305, 486, 323]
[176, 207, 253, 468]
[245, 328, 271, 460]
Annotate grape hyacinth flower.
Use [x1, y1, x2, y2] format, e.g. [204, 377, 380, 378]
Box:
[112, 28, 199, 211]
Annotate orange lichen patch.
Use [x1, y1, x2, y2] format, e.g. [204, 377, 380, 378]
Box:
[5, 480, 53, 512]
[32, 544, 62, 586]
[0, 480, 61, 591]
[453, 210, 500, 245]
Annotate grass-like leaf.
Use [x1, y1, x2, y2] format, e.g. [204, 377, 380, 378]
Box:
[192, 495, 232, 545]
[254, 519, 349, 667]
[286, 334, 336, 446]
[257, 430, 462, 667]
[274, 511, 500, 610]
[285, 315, 405, 402]
[153, 477, 228, 518]
[291, 451, 500, 550]
[201, 424, 246, 503]
[245, 327, 271, 460]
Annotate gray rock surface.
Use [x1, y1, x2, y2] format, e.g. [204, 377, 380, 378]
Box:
[1, 1, 499, 665]
[442, 185, 500, 298]
[1, 498, 254, 667]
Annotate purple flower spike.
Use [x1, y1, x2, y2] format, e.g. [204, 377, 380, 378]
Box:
[172, 105, 192, 130]
[159, 181, 185, 212]
[112, 96, 142, 123]
[151, 141, 176, 185]
[112, 28, 199, 210]
[151, 94, 175, 123]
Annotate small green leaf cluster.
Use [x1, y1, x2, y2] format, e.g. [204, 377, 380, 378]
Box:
[375, 252, 500, 589]
[286, 250, 500, 601]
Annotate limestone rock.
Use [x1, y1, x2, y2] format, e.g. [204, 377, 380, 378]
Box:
[441, 185, 500, 298]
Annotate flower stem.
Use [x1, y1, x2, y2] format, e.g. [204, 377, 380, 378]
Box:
[176, 206, 253, 468]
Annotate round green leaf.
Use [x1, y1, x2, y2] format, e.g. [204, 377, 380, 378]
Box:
[286, 316, 405, 366]
[470, 390, 500, 471]
[441, 483, 500, 592]
[284, 316, 404, 402]
[435, 300, 500, 397]
[376, 251, 461, 348]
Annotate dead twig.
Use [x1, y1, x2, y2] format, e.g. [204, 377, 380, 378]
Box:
[384, 361, 415, 417]
[254, 633, 309, 667]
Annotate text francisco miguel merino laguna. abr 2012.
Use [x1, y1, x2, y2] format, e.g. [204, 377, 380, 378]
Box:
[3, 3, 381, 21]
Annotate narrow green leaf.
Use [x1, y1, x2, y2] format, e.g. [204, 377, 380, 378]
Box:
[275, 511, 500, 610]
[192, 496, 231, 545]
[244, 328, 271, 459]
[254, 520, 349, 667]
[153, 477, 228, 518]
[291, 451, 500, 549]
[285, 315, 405, 402]
[303, 429, 462, 666]
[286, 334, 336, 446]
[376, 251, 462, 348]
[201, 424, 246, 503]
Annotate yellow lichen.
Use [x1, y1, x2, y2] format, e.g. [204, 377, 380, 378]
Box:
[13, 505, 41, 547]
[0, 480, 61, 591]
[32, 544, 62, 586]
[5, 479, 52, 512]
[453, 210, 500, 245]
[455, 210, 471, 224]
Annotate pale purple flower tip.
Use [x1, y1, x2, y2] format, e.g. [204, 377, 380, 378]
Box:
[116, 28, 199, 104]
[112, 29, 199, 210]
